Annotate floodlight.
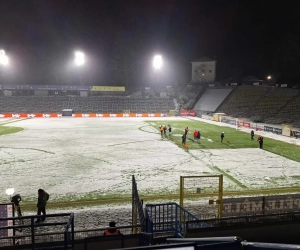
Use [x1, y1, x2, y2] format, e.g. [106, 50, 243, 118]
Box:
[267, 75, 271, 80]
[74, 51, 85, 66]
[6, 188, 14, 196]
[0, 50, 9, 66]
[153, 55, 162, 69]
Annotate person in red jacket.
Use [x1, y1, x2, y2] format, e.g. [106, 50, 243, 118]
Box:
[193, 130, 198, 142]
[103, 221, 121, 236]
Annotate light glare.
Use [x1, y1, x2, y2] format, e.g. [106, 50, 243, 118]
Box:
[0, 50, 9, 66]
[6, 188, 14, 196]
[153, 55, 162, 69]
[75, 51, 85, 66]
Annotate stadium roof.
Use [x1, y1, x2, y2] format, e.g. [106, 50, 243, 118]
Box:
[191, 56, 216, 62]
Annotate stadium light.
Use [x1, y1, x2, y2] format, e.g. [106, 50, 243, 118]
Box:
[6, 188, 14, 196]
[74, 51, 85, 66]
[153, 55, 162, 69]
[0, 50, 9, 66]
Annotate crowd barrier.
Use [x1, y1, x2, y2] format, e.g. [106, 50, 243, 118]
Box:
[0, 113, 168, 118]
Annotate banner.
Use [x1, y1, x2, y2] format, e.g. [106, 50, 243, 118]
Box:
[292, 130, 300, 138]
[1, 85, 91, 91]
[90, 86, 125, 92]
[201, 115, 212, 120]
[0, 84, 126, 91]
[223, 194, 300, 214]
[222, 118, 236, 126]
[180, 110, 187, 116]
[0, 204, 13, 237]
[264, 126, 274, 133]
[188, 110, 196, 117]
[0, 113, 167, 118]
[264, 126, 282, 134]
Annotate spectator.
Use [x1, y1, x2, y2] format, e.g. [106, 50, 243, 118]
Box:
[103, 221, 121, 236]
[36, 189, 49, 223]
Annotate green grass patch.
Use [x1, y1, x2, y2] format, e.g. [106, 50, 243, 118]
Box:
[0, 125, 23, 136]
[148, 120, 300, 163]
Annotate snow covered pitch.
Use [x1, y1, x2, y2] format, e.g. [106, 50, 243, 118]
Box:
[0, 117, 300, 205]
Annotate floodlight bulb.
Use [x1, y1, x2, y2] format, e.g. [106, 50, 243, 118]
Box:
[6, 188, 14, 196]
[0, 50, 9, 66]
[74, 51, 85, 66]
[153, 55, 162, 69]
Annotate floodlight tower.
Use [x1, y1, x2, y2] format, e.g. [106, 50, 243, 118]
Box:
[74, 51, 85, 85]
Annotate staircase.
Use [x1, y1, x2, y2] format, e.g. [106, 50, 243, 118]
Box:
[145, 202, 208, 238]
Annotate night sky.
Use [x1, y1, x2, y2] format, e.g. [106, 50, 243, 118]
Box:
[1, 0, 300, 87]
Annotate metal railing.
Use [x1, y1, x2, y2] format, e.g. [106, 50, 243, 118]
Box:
[0, 213, 74, 249]
[0, 224, 143, 248]
[145, 202, 208, 238]
[186, 211, 300, 231]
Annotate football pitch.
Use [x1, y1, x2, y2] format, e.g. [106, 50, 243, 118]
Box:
[0, 117, 300, 209]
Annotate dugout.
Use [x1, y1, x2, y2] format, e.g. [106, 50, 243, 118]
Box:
[62, 109, 73, 116]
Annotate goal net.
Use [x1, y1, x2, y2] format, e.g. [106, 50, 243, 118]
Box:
[179, 175, 223, 219]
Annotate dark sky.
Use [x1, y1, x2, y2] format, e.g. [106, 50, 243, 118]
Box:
[1, 0, 300, 86]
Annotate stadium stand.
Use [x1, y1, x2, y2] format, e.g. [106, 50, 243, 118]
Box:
[216, 85, 299, 125]
[177, 85, 204, 110]
[0, 96, 176, 114]
[265, 91, 300, 126]
[193, 88, 233, 112]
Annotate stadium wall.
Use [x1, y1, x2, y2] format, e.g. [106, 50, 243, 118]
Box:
[200, 114, 300, 139]
[186, 222, 300, 244]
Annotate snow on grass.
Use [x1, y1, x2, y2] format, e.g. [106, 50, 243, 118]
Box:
[0, 117, 300, 206]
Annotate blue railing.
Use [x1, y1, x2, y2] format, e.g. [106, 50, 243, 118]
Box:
[145, 202, 208, 237]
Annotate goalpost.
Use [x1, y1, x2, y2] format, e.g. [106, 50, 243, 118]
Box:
[179, 175, 223, 218]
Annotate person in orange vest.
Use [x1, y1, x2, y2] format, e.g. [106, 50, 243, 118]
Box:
[103, 221, 121, 236]
[185, 127, 189, 136]
[257, 135, 264, 149]
[159, 125, 164, 137]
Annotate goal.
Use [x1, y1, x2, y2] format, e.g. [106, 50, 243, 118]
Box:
[179, 175, 223, 218]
